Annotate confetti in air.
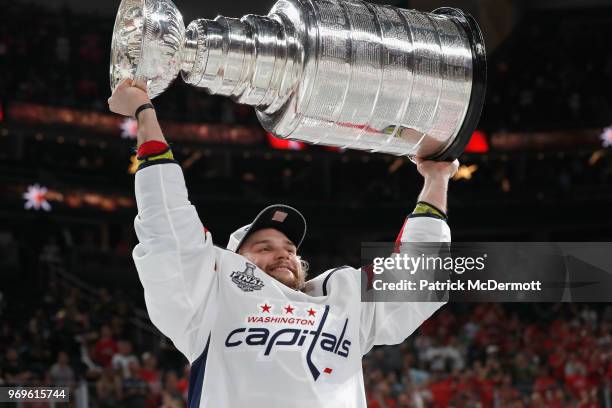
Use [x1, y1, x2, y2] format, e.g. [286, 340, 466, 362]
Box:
[601, 126, 612, 148]
[453, 164, 479, 181]
[120, 117, 138, 139]
[23, 184, 52, 211]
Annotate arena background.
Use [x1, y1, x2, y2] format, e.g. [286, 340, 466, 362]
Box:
[0, 0, 611, 406]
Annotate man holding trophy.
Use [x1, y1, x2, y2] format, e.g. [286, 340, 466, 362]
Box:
[109, 0, 485, 406]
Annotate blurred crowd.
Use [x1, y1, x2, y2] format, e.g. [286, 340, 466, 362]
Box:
[7, 126, 612, 212]
[2, 3, 611, 131]
[0, 3, 257, 125]
[1, 265, 610, 408]
[1, 3, 612, 408]
[363, 304, 611, 408]
[1, 229, 612, 408]
[483, 8, 612, 131]
[2, 1, 612, 240]
[0, 276, 190, 408]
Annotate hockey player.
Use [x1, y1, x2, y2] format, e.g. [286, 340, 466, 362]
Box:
[109, 79, 459, 408]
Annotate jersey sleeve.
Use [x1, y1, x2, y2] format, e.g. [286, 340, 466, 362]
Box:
[132, 157, 217, 363]
[359, 212, 450, 355]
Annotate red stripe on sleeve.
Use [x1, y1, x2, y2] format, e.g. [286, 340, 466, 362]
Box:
[363, 264, 374, 290]
[137, 141, 169, 158]
[395, 218, 408, 244]
[393, 217, 410, 254]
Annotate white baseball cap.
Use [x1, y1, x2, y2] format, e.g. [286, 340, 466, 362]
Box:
[227, 204, 307, 253]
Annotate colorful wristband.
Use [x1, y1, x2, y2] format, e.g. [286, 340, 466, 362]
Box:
[412, 201, 448, 220]
[136, 141, 175, 170]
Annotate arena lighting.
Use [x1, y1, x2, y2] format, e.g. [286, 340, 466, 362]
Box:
[322, 145, 343, 152]
[453, 164, 478, 181]
[601, 126, 612, 148]
[464, 130, 489, 153]
[120, 117, 138, 139]
[388, 158, 405, 174]
[589, 150, 605, 166]
[23, 184, 51, 211]
[266, 132, 306, 150]
[128, 155, 139, 175]
[8, 103, 263, 144]
[18, 183, 135, 211]
[183, 151, 203, 169]
[501, 177, 511, 193]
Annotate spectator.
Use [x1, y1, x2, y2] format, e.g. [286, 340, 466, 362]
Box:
[160, 370, 185, 408]
[176, 364, 190, 401]
[112, 340, 138, 378]
[49, 351, 75, 387]
[368, 381, 397, 408]
[496, 374, 521, 406]
[424, 336, 464, 372]
[403, 353, 430, 387]
[119, 360, 148, 408]
[1, 347, 31, 386]
[94, 324, 117, 367]
[140, 352, 162, 407]
[96, 366, 121, 408]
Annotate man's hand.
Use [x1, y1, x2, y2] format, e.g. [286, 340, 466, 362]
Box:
[108, 78, 151, 117]
[108, 78, 166, 147]
[414, 158, 459, 181]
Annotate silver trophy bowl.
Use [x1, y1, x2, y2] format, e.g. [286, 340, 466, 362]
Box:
[110, 0, 185, 99]
[110, 0, 486, 159]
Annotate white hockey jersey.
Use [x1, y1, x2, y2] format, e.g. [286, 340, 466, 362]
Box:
[132, 162, 451, 408]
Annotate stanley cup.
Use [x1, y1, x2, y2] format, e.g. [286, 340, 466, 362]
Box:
[110, 0, 486, 159]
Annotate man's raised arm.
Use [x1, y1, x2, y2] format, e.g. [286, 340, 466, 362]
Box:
[108, 79, 165, 147]
[360, 159, 458, 355]
[108, 80, 217, 363]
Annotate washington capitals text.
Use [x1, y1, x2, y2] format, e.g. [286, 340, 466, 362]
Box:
[224, 306, 351, 380]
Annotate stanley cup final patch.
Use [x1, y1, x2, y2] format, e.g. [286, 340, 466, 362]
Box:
[231, 263, 265, 292]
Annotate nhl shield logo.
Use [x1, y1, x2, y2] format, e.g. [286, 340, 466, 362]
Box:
[231, 263, 265, 292]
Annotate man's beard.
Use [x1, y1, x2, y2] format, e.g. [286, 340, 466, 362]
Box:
[267, 262, 305, 290]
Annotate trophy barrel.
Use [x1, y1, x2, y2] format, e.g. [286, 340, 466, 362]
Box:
[256, 0, 487, 159]
[112, 0, 486, 158]
[429, 7, 487, 160]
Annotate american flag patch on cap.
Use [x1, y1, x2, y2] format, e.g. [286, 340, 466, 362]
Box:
[272, 211, 288, 222]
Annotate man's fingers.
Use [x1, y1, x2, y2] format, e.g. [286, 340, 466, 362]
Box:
[114, 78, 132, 92]
[132, 79, 148, 93]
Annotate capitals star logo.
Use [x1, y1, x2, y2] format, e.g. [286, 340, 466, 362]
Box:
[226, 305, 351, 381]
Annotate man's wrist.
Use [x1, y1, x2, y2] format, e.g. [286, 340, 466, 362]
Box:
[136, 107, 157, 124]
[423, 174, 451, 184]
[417, 177, 449, 215]
[135, 109, 165, 148]
[135, 102, 155, 121]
